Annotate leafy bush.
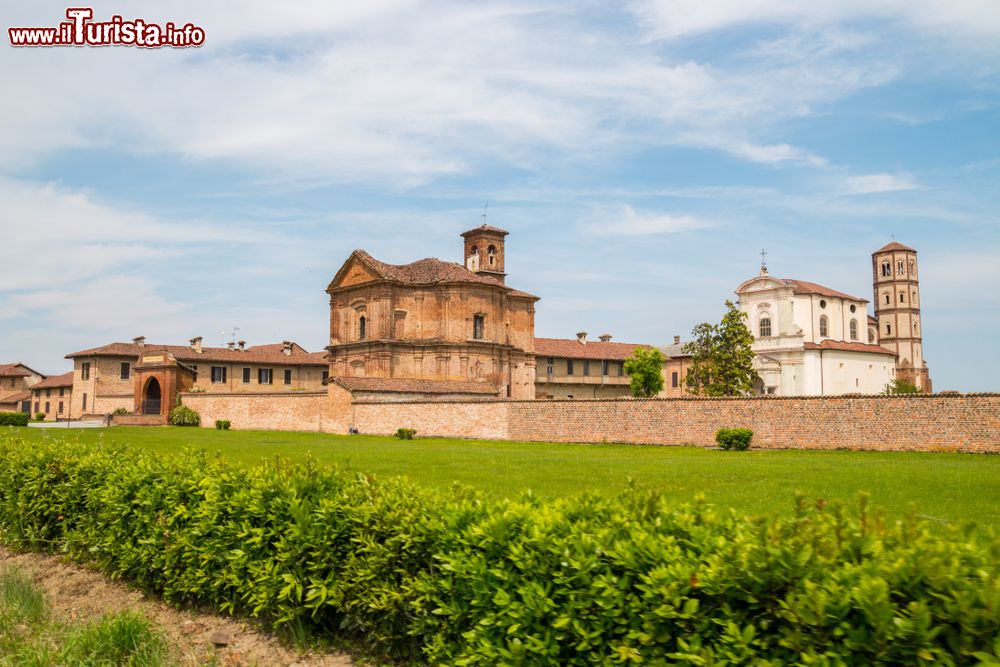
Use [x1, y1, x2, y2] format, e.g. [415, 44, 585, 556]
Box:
[716, 427, 754, 451]
[167, 405, 200, 427]
[111, 407, 132, 416]
[33, 413, 45, 422]
[0, 436, 997, 665]
[395, 427, 416, 440]
[0, 412, 29, 427]
[214, 419, 231, 431]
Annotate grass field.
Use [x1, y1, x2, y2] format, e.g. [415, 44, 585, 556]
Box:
[10, 425, 1000, 529]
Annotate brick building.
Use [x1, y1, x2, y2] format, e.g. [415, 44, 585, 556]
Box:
[534, 333, 649, 399]
[325, 225, 539, 399]
[65, 337, 328, 420]
[0, 363, 45, 413]
[29, 372, 73, 420]
[659, 336, 693, 397]
[872, 242, 932, 391]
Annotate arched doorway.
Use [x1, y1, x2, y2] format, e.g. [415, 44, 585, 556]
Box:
[143, 377, 162, 415]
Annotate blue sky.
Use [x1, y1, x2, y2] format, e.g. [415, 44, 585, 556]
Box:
[1, 1, 998, 390]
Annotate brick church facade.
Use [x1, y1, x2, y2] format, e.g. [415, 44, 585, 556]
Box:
[325, 225, 539, 399]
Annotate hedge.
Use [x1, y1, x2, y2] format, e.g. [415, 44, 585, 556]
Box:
[0, 435, 997, 665]
[716, 427, 753, 451]
[0, 412, 29, 427]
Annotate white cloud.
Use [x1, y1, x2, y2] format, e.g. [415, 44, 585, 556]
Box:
[843, 173, 919, 195]
[585, 205, 711, 236]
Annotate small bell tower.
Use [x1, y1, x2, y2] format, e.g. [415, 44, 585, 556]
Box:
[461, 224, 508, 283]
[872, 240, 931, 391]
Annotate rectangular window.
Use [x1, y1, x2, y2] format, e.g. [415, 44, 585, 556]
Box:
[46, 388, 51, 397]
[82, 393, 87, 410]
[602, 360, 610, 376]
[321, 370, 329, 382]
[34, 402, 39, 413]
[284, 369, 292, 385]
[44, 401, 50, 413]
[672, 371, 679, 388]
[567, 359, 574, 376]
[81, 362, 90, 381]
[58, 401, 64, 414]
[473, 314, 485, 340]
[546, 357, 554, 375]
[258, 368, 273, 385]
[120, 362, 131, 380]
[211, 366, 227, 384]
[583, 360, 591, 377]
[242, 367, 251, 384]
[899, 292, 905, 303]
[59, 387, 65, 397]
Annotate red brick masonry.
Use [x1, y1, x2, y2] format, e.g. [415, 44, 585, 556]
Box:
[183, 392, 1000, 453]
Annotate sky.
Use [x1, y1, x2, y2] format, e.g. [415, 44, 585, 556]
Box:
[1, 1, 998, 391]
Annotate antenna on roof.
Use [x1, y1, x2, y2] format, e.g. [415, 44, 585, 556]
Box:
[482, 201, 488, 225]
[223, 326, 240, 347]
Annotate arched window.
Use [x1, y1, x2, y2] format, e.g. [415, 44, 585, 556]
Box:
[881, 262, 891, 277]
[473, 314, 485, 340]
[899, 291, 905, 303]
[868, 328, 875, 344]
[850, 319, 858, 341]
[358, 316, 366, 340]
[886, 322, 892, 335]
[898, 260, 906, 275]
[487, 245, 497, 267]
[819, 315, 828, 338]
[759, 317, 772, 337]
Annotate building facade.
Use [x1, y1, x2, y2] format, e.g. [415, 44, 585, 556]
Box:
[325, 225, 539, 399]
[872, 242, 932, 391]
[0, 363, 44, 413]
[29, 372, 73, 420]
[534, 333, 647, 399]
[735, 269, 898, 396]
[66, 337, 328, 419]
[658, 336, 693, 397]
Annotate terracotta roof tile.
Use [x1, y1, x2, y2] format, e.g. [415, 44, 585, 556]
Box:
[31, 372, 74, 390]
[780, 279, 868, 303]
[0, 363, 32, 378]
[461, 224, 508, 236]
[803, 340, 896, 355]
[534, 338, 651, 361]
[331, 377, 499, 395]
[875, 241, 916, 253]
[0, 391, 30, 405]
[67, 342, 329, 366]
[341, 250, 539, 299]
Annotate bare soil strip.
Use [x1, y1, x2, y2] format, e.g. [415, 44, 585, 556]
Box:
[0, 546, 355, 667]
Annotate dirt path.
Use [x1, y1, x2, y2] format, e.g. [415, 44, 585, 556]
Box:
[0, 546, 356, 667]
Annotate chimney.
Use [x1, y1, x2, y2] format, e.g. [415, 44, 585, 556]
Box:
[576, 331, 587, 345]
[132, 335, 146, 348]
[237, 340, 246, 351]
[598, 334, 612, 342]
[227, 341, 235, 350]
[189, 336, 203, 354]
[674, 335, 681, 345]
[282, 340, 293, 356]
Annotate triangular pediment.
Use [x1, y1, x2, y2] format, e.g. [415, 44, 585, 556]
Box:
[736, 275, 790, 295]
[327, 252, 383, 291]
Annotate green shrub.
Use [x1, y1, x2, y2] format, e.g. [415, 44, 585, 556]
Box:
[716, 427, 753, 451]
[395, 427, 416, 440]
[33, 413, 45, 422]
[111, 407, 132, 416]
[168, 405, 200, 427]
[0, 413, 29, 427]
[0, 436, 996, 665]
[214, 419, 231, 431]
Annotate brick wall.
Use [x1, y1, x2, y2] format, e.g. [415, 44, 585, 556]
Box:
[352, 395, 1000, 452]
[181, 390, 351, 433]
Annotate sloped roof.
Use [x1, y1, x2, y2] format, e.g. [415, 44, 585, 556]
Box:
[868, 315, 878, 325]
[331, 250, 538, 299]
[534, 338, 651, 361]
[331, 377, 499, 395]
[461, 224, 509, 236]
[0, 363, 32, 378]
[803, 340, 896, 355]
[0, 391, 30, 405]
[67, 342, 329, 366]
[659, 342, 692, 359]
[31, 372, 74, 390]
[875, 241, 916, 253]
[780, 279, 868, 303]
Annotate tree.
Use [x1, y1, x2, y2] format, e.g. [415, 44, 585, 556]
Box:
[683, 300, 759, 396]
[884, 379, 921, 395]
[624, 347, 666, 398]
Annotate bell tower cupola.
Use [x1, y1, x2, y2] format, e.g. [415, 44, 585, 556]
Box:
[461, 224, 508, 283]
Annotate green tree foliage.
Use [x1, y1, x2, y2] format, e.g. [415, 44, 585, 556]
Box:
[884, 379, 922, 395]
[684, 300, 759, 396]
[623, 347, 665, 398]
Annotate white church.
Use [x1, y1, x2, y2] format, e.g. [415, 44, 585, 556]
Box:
[734, 242, 929, 396]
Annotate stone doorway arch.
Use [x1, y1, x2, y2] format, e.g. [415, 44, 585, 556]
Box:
[142, 377, 162, 415]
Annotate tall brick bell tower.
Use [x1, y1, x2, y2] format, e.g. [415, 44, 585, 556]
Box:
[872, 241, 931, 391]
[462, 224, 508, 284]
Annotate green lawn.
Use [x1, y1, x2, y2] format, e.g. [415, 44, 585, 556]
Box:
[11, 426, 1000, 529]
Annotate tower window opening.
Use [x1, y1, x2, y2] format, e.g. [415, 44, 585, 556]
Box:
[487, 245, 496, 267]
[886, 323, 892, 335]
[898, 261, 905, 275]
[819, 315, 829, 338]
[899, 292, 905, 303]
[881, 262, 891, 277]
[358, 316, 366, 340]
